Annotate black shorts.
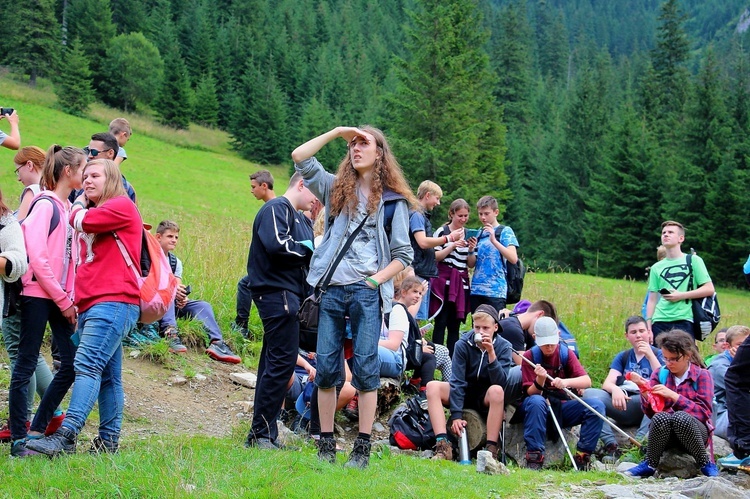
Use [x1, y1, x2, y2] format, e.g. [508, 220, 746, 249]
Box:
[462, 384, 491, 415]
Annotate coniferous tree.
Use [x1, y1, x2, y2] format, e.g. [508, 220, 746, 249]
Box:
[12, 0, 60, 85]
[67, 0, 117, 96]
[111, 0, 148, 35]
[535, 0, 569, 84]
[387, 0, 508, 222]
[193, 74, 219, 127]
[55, 38, 95, 116]
[154, 47, 193, 129]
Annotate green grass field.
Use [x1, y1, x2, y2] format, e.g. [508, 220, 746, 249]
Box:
[2, 74, 750, 496]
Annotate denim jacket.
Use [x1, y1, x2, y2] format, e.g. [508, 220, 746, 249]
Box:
[295, 157, 413, 313]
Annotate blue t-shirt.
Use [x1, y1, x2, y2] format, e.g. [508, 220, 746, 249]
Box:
[408, 210, 437, 278]
[610, 347, 665, 380]
[470, 225, 518, 299]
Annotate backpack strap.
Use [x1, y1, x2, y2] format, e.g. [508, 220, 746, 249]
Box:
[383, 199, 398, 242]
[113, 230, 142, 280]
[168, 252, 178, 275]
[26, 195, 61, 237]
[658, 365, 698, 390]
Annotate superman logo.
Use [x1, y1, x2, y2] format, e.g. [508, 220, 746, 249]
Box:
[660, 264, 689, 289]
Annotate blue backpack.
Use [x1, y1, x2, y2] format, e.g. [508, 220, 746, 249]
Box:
[657, 366, 698, 391]
[557, 321, 580, 359]
[530, 343, 570, 378]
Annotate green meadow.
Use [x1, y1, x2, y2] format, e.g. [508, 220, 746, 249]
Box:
[2, 75, 750, 496]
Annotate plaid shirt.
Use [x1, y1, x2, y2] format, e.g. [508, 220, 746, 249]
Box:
[642, 363, 713, 426]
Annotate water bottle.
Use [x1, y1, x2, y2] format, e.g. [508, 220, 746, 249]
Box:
[458, 428, 471, 465]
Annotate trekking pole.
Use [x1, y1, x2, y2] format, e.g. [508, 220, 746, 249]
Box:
[546, 398, 577, 471]
[512, 348, 642, 448]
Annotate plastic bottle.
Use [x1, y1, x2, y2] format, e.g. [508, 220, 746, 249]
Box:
[458, 428, 471, 465]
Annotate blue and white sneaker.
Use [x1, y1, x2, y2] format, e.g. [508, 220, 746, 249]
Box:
[700, 462, 720, 477]
[624, 460, 656, 478]
[718, 453, 741, 470]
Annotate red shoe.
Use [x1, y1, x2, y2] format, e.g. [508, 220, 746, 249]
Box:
[0, 421, 30, 442]
[45, 412, 65, 436]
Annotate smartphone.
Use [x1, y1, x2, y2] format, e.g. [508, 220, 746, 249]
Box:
[0, 107, 13, 116]
[184, 284, 192, 296]
[659, 288, 672, 295]
[464, 228, 480, 240]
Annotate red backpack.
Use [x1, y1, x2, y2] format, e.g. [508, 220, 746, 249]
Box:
[114, 226, 178, 324]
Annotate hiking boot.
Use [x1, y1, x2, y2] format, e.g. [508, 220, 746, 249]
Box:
[317, 436, 337, 464]
[573, 451, 592, 471]
[206, 340, 241, 364]
[718, 453, 741, 469]
[290, 414, 310, 435]
[485, 443, 499, 461]
[0, 421, 30, 443]
[525, 451, 544, 470]
[163, 326, 187, 354]
[10, 439, 42, 458]
[89, 435, 119, 454]
[432, 439, 453, 461]
[344, 437, 371, 469]
[700, 462, 719, 477]
[625, 460, 656, 478]
[25, 426, 77, 457]
[140, 323, 161, 342]
[45, 411, 65, 436]
[343, 394, 359, 421]
[245, 437, 279, 450]
[231, 322, 250, 340]
[600, 442, 622, 464]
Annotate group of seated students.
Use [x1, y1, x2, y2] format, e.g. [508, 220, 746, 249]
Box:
[323, 267, 734, 475]
[0, 118, 241, 457]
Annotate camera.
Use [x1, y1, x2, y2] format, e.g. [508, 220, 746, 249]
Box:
[0, 107, 14, 116]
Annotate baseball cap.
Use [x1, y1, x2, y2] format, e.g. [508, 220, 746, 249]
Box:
[473, 304, 500, 324]
[513, 300, 532, 314]
[534, 316, 559, 346]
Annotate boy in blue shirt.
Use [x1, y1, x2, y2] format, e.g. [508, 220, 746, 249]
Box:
[470, 196, 519, 312]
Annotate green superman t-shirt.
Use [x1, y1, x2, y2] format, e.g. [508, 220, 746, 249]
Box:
[647, 254, 711, 322]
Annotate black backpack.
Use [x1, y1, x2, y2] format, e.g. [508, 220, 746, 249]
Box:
[388, 396, 435, 450]
[496, 225, 525, 304]
[384, 302, 423, 369]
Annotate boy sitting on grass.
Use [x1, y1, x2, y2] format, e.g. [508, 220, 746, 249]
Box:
[425, 304, 513, 461]
[155, 220, 241, 364]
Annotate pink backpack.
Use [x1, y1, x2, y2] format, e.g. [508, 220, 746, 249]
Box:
[114, 226, 178, 324]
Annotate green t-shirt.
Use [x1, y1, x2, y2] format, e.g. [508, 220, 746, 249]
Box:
[647, 253, 711, 322]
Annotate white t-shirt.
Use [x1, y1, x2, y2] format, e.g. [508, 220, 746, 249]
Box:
[387, 303, 410, 369]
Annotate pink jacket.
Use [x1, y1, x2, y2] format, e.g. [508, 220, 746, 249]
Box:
[21, 192, 76, 311]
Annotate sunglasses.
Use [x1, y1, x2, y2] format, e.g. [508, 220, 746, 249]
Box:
[83, 147, 111, 157]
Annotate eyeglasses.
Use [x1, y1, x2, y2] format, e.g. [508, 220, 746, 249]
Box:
[664, 354, 683, 364]
[14, 164, 23, 177]
[83, 147, 111, 157]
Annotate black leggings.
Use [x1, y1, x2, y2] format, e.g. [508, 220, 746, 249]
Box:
[647, 411, 709, 468]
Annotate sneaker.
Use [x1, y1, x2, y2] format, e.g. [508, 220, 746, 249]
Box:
[600, 442, 622, 464]
[573, 451, 592, 471]
[163, 326, 187, 354]
[718, 453, 741, 469]
[700, 462, 720, 477]
[625, 460, 656, 478]
[140, 323, 161, 342]
[206, 340, 241, 364]
[290, 414, 310, 435]
[343, 394, 359, 421]
[245, 437, 279, 450]
[432, 439, 453, 461]
[10, 439, 42, 458]
[25, 426, 77, 457]
[525, 451, 545, 470]
[231, 322, 250, 340]
[45, 412, 65, 436]
[317, 436, 337, 463]
[89, 435, 119, 454]
[344, 437, 371, 469]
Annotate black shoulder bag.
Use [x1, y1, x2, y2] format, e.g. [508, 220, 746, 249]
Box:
[298, 215, 368, 332]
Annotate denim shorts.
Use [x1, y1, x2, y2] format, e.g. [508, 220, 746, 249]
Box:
[315, 281, 381, 392]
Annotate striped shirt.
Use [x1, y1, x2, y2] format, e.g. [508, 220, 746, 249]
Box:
[434, 224, 471, 271]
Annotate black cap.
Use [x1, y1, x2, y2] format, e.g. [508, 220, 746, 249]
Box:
[473, 304, 500, 324]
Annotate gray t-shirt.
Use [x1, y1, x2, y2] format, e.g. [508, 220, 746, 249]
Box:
[331, 194, 379, 285]
[0, 129, 7, 145]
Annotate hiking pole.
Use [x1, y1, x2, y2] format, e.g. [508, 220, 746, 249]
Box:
[512, 348, 642, 448]
[547, 398, 577, 471]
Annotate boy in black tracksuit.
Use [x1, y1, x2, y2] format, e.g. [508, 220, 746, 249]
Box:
[425, 304, 514, 461]
[245, 172, 317, 449]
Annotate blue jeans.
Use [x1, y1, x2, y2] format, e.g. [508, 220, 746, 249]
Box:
[378, 346, 403, 378]
[316, 281, 381, 392]
[62, 302, 139, 441]
[159, 299, 222, 343]
[583, 388, 651, 444]
[519, 394, 605, 454]
[416, 279, 431, 320]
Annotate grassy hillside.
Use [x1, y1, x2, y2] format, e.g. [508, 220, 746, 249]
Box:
[4, 72, 750, 381]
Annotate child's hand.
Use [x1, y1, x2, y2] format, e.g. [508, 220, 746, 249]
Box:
[448, 227, 464, 243]
[450, 419, 467, 437]
[652, 384, 679, 402]
[467, 237, 477, 252]
[612, 387, 630, 411]
[483, 223, 496, 241]
[534, 363, 547, 379]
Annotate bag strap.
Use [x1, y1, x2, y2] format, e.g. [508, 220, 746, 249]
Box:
[685, 253, 695, 303]
[319, 215, 367, 292]
[113, 230, 142, 281]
